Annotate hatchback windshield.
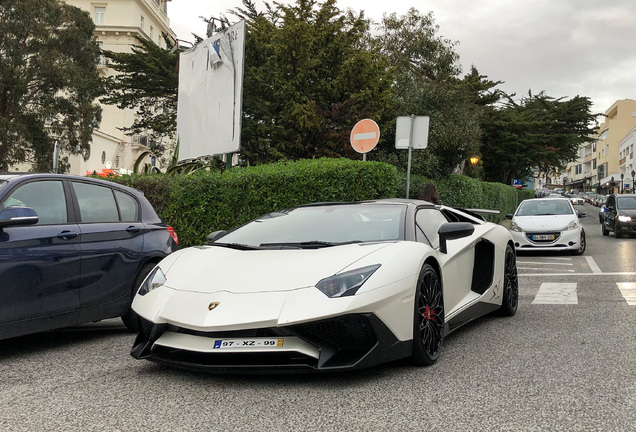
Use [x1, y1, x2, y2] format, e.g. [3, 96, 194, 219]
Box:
[216, 204, 406, 248]
[516, 199, 573, 216]
[616, 196, 636, 210]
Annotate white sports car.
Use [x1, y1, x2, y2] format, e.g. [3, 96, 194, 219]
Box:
[131, 199, 518, 372]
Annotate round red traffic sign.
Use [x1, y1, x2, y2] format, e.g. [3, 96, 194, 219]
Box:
[350, 119, 380, 154]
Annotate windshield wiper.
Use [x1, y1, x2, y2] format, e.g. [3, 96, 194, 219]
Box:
[259, 240, 361, 249]
[209, 242, 260, 250]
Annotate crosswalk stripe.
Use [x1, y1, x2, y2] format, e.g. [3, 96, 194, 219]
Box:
[532, 283, 578, 304]
[616, 283, 636, 305]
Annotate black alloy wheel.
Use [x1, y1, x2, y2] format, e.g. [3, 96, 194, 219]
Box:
[411, 263, 444, 366]
[499, 244, 519, 316]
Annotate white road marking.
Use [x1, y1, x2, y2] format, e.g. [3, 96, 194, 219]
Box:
[517, 261, 574, 266]
[616, 283, 636, 305]
[532, 282, 578, 304]
[518, 267, 574, 272]
[521, 272, 636, 277]
[585, 256, 602, 274]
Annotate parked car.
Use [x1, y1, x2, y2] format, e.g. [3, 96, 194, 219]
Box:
[130, 199, 518, 372]
[601, 194, 636, 238]
[0, 173, 179, 340]
[506, 198, 586, 255]
[570, 195, 584, 205]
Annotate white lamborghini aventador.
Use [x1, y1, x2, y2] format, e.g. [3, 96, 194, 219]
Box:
[130, 199, 518, 372]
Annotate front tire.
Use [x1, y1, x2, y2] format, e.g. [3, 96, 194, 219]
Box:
[121, 263, 155, 332]
[411, 263, 444, 366]
[499, 244, 518, 316]
[602, 222, 609, 236]
[615, 222, 623, 238]
[573, 232, 586, 255]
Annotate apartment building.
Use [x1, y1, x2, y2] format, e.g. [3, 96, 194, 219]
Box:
[565, 99, 636, 195]
[63, 0, 176, 175]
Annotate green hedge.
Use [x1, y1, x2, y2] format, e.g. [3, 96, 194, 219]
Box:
[110, 158, 532, 247]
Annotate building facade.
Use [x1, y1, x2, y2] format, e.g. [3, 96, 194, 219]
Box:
[565, 99, 636, 195]
[64, 0, 176, 175]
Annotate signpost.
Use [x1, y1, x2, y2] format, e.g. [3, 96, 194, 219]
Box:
[350, 119, 380, 161]
[396, 115, 430, 198]
[512, 179, 523, 189]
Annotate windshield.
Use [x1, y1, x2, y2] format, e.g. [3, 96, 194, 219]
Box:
[616, 196, 636, 210]
[216, 204, 406, 248]
[516, 199, 573, 216]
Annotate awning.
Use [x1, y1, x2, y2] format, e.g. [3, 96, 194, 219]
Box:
[591, 182, 600, 188]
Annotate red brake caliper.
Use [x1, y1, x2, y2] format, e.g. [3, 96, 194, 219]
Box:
[424, 306, 433, 321]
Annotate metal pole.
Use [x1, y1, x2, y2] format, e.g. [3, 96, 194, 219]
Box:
[405, 114, 415, 198]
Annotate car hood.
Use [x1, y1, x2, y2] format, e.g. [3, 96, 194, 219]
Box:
[618, 209, 636, 217]
[513, 215, 577, 231]
[160, 242, 393, 294]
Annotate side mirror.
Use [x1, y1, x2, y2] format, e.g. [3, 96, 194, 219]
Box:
[207, 230, 227, 243]
[0, 206, 39, 229]
[577, 211, 586, 218]
[505, 214, 513, 220]
[438, 222, 475, 254]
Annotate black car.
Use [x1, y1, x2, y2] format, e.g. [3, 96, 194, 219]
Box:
[0, 173, 178, 340]
[601, 194, 636, 238]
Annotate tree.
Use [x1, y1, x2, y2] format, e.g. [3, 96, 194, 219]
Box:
[232, 0, 393, 164]
[370, 9, 482, 178]
[480, 92, 598, 184]
[0, 0, 102, 172]
[101, 34, 180, 156]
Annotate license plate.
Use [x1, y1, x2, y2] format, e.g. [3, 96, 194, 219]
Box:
[213, 338, 284, 349]
[532, 234, 555, 240]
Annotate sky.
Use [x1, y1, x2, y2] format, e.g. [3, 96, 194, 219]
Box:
[167, 0, 636, 115]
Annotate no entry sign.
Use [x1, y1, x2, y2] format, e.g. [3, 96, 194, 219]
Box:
[350, 119, 380, 154]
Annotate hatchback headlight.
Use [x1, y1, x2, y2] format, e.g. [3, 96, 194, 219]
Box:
[510, 221, 523, 232]
[138, 266, 167, 296]
[316, 265, 381, 298]
[563, 220, 579, 231]
[618, 215, 632, 223]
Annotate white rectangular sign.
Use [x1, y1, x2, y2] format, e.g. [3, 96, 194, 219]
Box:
[176, 20, 245, 161]
[395, 116, 429, 149]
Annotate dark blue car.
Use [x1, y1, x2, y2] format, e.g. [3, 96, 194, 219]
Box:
[0, 173, 178, 340]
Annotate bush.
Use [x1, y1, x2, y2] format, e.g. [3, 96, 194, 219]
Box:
[110, 158, 531, 246]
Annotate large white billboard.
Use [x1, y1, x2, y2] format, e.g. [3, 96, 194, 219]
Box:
[176, 20, 245, 161]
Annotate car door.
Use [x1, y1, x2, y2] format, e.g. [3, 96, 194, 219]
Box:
[0, 179, 81, 338]
[415, 207, 475, 314]
[70, 181, 145, 323]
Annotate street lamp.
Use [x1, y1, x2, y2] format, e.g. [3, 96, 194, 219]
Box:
[469, 156, 479, 165]
[621, 173, 624, 194]
[632, 170, 635, 194]
[611, 176, 614, 194]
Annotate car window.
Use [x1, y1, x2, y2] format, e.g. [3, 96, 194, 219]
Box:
[114, 190, 139, 221]
[616, 196, 636, 210]
[72, 182, 120, 223]
[517, 200, 572, 216]
[217, 204, 405, 246]
[415, 208, 450, 249]
[1, 180, 67, 224]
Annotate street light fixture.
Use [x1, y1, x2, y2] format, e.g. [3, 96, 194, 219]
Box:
[632, 170, 635, 194]
[469, 156, 479, 165]
[611, 176, 614, 195]
[621, 173, 624, 194]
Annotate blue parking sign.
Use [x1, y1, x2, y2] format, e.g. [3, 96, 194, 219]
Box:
[512, 179, 523, 188]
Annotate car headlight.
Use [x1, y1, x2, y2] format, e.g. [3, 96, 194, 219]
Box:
[618, 215, 632, 223]
[563, 220, 579, 231]
[315, 264, 381, 298]
[509, 221, 523, 232]
[138, 266, 166, 296]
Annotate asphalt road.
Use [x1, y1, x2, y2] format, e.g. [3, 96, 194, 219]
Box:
[1, 202, 635, 431]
